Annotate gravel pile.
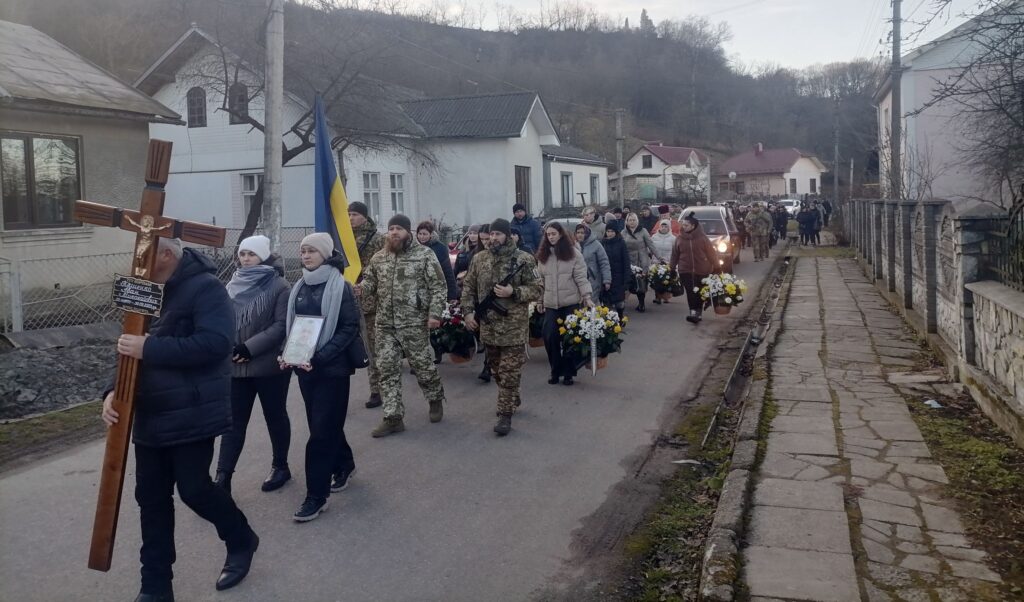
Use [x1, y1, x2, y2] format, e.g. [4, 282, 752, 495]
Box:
[0, 338, 117, 420]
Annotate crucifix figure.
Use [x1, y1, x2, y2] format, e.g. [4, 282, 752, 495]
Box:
[74, 139, 227, 572]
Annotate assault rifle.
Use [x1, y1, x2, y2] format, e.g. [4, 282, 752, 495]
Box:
[475, 260, 526, 323]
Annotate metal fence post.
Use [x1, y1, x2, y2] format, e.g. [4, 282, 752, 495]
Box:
[10, 259, 24, 332]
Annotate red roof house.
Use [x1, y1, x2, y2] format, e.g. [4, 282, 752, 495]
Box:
[715, 144, 827, 197]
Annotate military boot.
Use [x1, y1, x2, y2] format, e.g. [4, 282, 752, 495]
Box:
[365, 393, 382, 409]
[493, 415, 512, 436]
[428, 400, 444, 423]
[371, 416, 405, 438]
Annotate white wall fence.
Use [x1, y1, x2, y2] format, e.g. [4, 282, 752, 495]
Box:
[842, 198, 1024, 446]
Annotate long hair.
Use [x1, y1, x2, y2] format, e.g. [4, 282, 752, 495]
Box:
[536, 222, 575, 263]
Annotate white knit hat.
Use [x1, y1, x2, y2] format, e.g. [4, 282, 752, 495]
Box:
[238, 235, 271, 261]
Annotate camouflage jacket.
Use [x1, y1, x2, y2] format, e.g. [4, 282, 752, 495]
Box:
[745, 210, 774, 236]
[460, 240, 541, 346]
[361, 238, 446, 330]
[354, 219, 384, 313]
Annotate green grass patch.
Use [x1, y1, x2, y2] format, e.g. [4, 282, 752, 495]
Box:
[674, 401, 718, 449]
[0, 401, 104, 470]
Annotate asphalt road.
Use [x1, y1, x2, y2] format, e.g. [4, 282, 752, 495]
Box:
[0, 245, 778, 602]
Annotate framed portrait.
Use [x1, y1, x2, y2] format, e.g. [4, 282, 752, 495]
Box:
[281, 315, 325, 366]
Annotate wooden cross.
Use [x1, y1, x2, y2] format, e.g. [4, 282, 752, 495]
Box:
[74, 139, 226, 572]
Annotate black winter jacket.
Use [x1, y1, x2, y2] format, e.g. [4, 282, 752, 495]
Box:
[601, 236, 631, 305]
[424, 236, 459, 301]
[291, 256, 362, 379]
[232, 255, 290, 379]
[133, 249, 234, 448]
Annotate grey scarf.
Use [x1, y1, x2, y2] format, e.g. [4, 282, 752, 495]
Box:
[286, 264, 346, 352]
[227, 264, 278, 329]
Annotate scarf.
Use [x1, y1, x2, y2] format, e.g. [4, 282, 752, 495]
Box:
[286, 264, 347, 352]
[227, 264, 279, 329]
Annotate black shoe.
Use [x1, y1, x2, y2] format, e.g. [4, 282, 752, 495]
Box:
[494, 415, 512, 436]
[331, 468, 355, 493]
[563, 376, 574, 386]
[434, 348, 443, 364]
[685, 311, 698, 324]
[478, 365, 492, 383]
[548, 375, 560, 385]
[214, 471, 231, 496]
[215, 529, 259, 591]
[365, 393, 382, 409]
[134, 591, 174, 602]
[515, 395, 522, 408]
[261, 466, 291, 492]
[636, 303, 646, 313]
[292, 496, 328, 522]
[653, 299, 662, 305]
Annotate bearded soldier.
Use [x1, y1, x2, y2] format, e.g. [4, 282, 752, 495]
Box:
[462, 219, 542, 436]
[347, 201, 386, 409]
[358, 214, 447, 437]
[744, 203, 774, 262]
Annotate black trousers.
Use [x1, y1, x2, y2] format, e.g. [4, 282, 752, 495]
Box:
[543, 305, 580, 378]
[678, 274, 708, 314]
[217, 373, 292, 476]
[135, 439, 251, 594]
[297, 373, 353, 500]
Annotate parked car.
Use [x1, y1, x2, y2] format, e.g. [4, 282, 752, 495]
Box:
[777, 199, 800, 216]
[685, 206, 742, 272]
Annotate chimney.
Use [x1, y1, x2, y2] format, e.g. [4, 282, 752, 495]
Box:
[754, 143, 764, 156]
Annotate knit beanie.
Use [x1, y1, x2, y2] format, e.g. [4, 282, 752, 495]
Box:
[490, 218, 512, 237]
[388, 214, 412, 232]
[512, 203, 527, 214]
[658, 204, 670, 215]
[300, 232, 334, 260]
[238, 235, 271, 261]
[348, 201, 369, 219]
[607, 219, 624, 234]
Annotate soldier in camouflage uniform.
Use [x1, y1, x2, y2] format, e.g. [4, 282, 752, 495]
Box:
[744, 203, 774, 262]
[462, 219, 542, 436]
[347, 202, 386, 408]
[358, 214, 447, 437]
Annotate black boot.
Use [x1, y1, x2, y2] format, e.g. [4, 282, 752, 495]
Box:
[261, 465, 291, 492]
[636, 298, 646, 313]
[365, 392, 382, 409]
[494, 415, 512, 436]
[548, 373, 560, 385]
[434, 347, 443, 364]
[478, 364, 492, 383]
[214, 471, 231, 496]
[134, 591, 174, 602]
[215, 529, 259, 591]
[685, 310, 698, 324]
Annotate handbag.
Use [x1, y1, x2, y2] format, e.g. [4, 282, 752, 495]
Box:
[345, 333, 370, 370]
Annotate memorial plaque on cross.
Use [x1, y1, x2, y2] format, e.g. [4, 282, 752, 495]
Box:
[74, 139, 226, 572]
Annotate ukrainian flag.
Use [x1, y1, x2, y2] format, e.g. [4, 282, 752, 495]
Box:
[313, 95, 361, 283]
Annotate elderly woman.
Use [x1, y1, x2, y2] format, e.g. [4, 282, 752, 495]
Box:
[649, 219, 677, 305]
[622, 212, 666, 312]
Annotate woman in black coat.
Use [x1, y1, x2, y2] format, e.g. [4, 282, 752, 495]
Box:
[215, 236, 292, 495]
[281, 232, 362, 522]
[601, 220, 631, 314]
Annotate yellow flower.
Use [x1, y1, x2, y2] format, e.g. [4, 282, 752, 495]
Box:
[613, 325, 622, 333]
[556, 318, 563, 325]
[559, 327, 566, 335]
[605, 320, 613, 328]
[622, 316, 629, 323]
[573, 336, 582, 343]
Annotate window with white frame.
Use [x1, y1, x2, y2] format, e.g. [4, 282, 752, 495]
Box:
[362, 172, 380, 218]
[560, 172, 573, 207]
[241, 173, 263, 226]
[589, 174, 600, 204]
[389, 173, 405, 213]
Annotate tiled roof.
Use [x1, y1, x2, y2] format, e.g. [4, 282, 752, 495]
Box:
[399, 91, 537, 139]
[0, 20, 179, 122]
[641, 144, 707, 165]
[716, 147, 820, 176]
[542, 144, 611, 166]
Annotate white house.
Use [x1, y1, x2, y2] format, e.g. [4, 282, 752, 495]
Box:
[715, 144, 827, 197]
[542, 144, 612, 209]
[609, 143, 709, 204]
[134, 26, 600, 233]
[873, 4, 1015, 205]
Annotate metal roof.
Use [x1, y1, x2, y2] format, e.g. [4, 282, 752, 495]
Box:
[541, 144, 612, 166]
[716, 147, 826, 176]
[634, 144, 708, 165]
[0, 20, 180, 123]
[399, 92, 538, 139]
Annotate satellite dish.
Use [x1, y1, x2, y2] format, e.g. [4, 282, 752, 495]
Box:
[728, 171, 737, 180]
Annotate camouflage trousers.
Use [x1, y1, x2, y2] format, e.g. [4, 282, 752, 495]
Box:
[361, 312, 379, 395]
[485, 344, 525, 416]
[751, 235, 769, 261]
[376, 325, 445, 419]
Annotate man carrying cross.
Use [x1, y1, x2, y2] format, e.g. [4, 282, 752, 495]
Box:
[102, 237, 259, 601]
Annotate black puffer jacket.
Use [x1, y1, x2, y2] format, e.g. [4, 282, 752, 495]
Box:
[291, 255, 362, 378]
[601, 235, 631, 304]
[134, 249, 234, 448]
[424, 234, 458, 301]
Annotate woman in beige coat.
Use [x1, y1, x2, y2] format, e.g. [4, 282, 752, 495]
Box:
[537, 222, 593, 386]
[623, 212, 666, 312]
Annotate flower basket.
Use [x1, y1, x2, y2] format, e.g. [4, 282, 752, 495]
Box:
[430, 301, 476, 358]
[647, 264, 680, 296]
[596, 356, 608, 370]
[559, 305, 628, 360]
[529, 337, 545, 348]
[628, 265, 645, 294]
[698, 273, 748, 313]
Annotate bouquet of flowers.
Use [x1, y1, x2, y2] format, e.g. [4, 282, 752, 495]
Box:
[430, 301, 476, 361]
[528, 302, 545, 347]
[628, 264, 645, 294]
[557, 306, 628, 368]
[647, 263, 680, 298]
[697, 273, 748, 314]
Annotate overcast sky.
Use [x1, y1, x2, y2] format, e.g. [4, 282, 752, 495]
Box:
[415, 0, 980, 69]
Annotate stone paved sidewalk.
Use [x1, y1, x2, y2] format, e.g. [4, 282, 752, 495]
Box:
[742, 255, 1005, 602]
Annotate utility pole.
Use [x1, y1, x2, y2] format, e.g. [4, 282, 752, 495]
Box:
[615, 108, 625, 205]
[833, 98, 840, 200]
[263, 0, 285, 249]
[849, 158, 854, 201]
[890, 0, 902, 199]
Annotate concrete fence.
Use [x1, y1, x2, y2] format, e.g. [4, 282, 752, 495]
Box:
[842, 198, 1024, 446]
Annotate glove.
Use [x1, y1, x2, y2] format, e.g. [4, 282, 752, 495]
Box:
[233, 344, 252, 360]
